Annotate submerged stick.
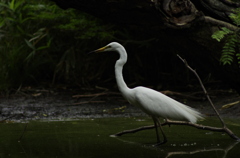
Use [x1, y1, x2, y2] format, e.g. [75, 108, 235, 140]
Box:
[112, 120, 240, 141]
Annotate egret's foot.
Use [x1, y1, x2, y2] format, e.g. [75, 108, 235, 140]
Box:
[164, 119, 171, 127]
[154, 140, 167, 146]
[143, 140, 167, 148]
[109, 134, 118, 137]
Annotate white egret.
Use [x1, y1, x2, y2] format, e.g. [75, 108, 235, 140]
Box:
[90, 42, 203, 145]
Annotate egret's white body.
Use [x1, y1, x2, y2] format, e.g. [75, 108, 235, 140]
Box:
[92, 42, 203, 145]
[126, 87, 201, 123]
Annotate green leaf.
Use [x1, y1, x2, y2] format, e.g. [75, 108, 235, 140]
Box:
[36, 45, 48, 51]
[13, 0, 23, 11]
[0, 2, 10, 9]
[9, 0, 15, 11]
[24, 39, 35, 50]
[222, 27, 233, 34]
[0, 20, 5, 28]
[211, 27, 232, 42]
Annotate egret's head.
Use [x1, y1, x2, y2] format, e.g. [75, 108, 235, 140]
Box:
[90, 42, 122, 53]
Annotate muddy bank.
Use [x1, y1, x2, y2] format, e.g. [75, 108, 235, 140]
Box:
[0, 88, 144, 122]
[0, 87, 239, 122]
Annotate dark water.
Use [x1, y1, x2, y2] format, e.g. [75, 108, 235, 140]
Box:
[0, 117, 240, 158]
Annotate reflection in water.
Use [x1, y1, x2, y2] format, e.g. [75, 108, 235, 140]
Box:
[165, 141, 239, 158]
[112, 136, 240, 158]
[0, 118, 239, 158]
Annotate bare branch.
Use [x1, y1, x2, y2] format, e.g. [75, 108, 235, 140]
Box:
[177, 54, 226, 127]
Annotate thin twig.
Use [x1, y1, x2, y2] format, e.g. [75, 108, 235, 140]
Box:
[72, 92, 120, 98]
[0, 114, 17, 122]
[18, 123, 29, 141]
[177, 54, 226, 128]
[221, 101, 240, 109]
[72, 101, 105, 105]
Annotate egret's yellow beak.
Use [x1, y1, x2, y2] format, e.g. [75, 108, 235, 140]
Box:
[88, 46, 109, 54]
[94, 46, 108, 53]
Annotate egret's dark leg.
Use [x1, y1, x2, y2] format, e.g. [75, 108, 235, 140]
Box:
[152, 117, 160, 143]
[165, 118, 171, 127]
[153, 117, 167, 146]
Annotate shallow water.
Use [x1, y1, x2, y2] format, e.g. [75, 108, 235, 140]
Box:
[0, 117, 240, 158]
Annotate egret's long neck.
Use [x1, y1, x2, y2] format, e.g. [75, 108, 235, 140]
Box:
[115, 47, 130, 96]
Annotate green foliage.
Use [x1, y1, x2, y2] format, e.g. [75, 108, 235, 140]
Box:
[221, 34, 238, 65]
[0, 0, 115, 91]
[211, 9, 240, 66]
[211, 27, 233, 42]
[229, 8, 240, 26]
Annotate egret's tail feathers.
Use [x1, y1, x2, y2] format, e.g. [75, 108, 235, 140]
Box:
[182, 105, 204, 123]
